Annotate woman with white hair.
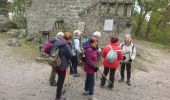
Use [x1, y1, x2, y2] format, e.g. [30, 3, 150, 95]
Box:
[70, 30, 82, 77]
[49, 32, 64, 86]
[119, 33, 136, 86]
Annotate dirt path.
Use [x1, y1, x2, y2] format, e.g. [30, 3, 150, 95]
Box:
[0, 38, 170, 100]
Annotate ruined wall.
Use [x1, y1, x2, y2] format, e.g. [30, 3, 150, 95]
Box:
[79, 0, 133, 45]
[26, 0, 92, 34]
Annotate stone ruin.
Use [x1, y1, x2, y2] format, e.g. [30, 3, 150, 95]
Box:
[26, 0, 133, 45]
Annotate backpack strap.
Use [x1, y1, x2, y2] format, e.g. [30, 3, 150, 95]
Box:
[108, 45, 113, 50]
[121, 44, 125, 50]
[132, 44, 135, 53]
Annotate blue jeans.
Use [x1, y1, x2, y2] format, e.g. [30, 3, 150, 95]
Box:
[85, 74, 94, 95]
[70, 55, 78, 74]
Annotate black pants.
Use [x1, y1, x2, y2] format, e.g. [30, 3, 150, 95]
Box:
[56, 70, 66, 99]
[84, 74, 94, 95]
[70, 55, 78, 74]
[101, 67, 116, 88]
[120, 63, 131, 80]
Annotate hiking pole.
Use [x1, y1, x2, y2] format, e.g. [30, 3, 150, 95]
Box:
[98, 69, 113, 85]
[96, 57, 100, 80]
[64, 61, 74, 88]
[115, 62, 123, 80]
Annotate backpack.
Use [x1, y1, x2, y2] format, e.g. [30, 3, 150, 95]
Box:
[43, 41, 53, 55]
[106, 45, 120, 63]
[48, 47, 61, 68]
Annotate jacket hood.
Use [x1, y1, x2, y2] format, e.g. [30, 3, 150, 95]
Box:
[53, 39, 67, 48]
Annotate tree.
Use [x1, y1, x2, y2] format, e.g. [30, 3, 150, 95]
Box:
[145, 0, 169, 40]
[134, 0, 151, 37]
[8, 0, 32, 28]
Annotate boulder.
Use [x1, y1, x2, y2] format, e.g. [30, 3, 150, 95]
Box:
[0, 15, 17, 32]
[7, 38, 21, 47]
[18, 29, 28, 38]
[7, 29, 28, 38]
[7, 29, 20, 37]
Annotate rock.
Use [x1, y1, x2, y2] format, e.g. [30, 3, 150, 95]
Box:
[7, 29, 20, 38]
[0, 15, 17, 32]
[7, 29, 27, 38]
[7, 38, 21, 47]
[18, 29, 28, 38]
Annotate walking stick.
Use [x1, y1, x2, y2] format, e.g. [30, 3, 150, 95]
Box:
[97, 69, 113, 85]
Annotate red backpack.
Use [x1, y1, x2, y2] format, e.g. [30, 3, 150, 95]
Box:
[43, 41, 53, 55]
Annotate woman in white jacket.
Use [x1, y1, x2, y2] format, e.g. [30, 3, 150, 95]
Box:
[119, 34, 136, 86]
[70, 30, 82, 77]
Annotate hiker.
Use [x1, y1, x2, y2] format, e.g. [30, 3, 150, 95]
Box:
[55, 32, 73, 100]
[82, 37, 99, 100]
[82, 31, 101, 48]
[49, 32, 64, 86]
[100, 36, 123, 90]
[119, 33, 136, 86]
[70, 30, 82, 77]
[82, 31, 102, 60]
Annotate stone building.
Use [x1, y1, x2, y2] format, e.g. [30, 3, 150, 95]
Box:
[26, 0, 93, 34]
[26, 0, 133, 44]
[79, 0, 133, 44]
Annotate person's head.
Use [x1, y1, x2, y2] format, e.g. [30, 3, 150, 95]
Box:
[92, 31, 101, 38]
[89, 37, 98, 48]
[56, 32, 64, 38]
[124, 34, 132, 45]
[63, 32, 72, 43]
[73, 30, 82, 38]
[110, 36, 119, 43]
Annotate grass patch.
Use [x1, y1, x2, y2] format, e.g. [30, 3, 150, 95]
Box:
[0, 33, 40, 60]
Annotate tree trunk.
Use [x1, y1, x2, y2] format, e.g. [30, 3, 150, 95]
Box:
[145, 17, 151, 40]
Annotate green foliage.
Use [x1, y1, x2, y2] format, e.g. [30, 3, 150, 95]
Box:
[0, 0, 9, 16]
[8, 0, 32, 28]
[132, 0, 170, 45]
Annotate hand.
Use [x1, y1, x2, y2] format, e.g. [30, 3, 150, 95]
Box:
[97, 48, 102, 53]
[123, 56, 126, 60]
[128, 59, 132, 63]
[93, 67, 99, 72]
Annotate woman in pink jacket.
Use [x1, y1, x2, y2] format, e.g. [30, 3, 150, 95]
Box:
[83, 37, 99, 100]
[100, 36, 123, 90]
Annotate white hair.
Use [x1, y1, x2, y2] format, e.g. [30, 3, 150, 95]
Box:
[56, 32, 64, 37]
[73, 30, 82, 36]
[93, 31, 101, 37]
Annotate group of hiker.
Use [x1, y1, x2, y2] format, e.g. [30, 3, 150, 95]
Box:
[43, 30, 136, 100]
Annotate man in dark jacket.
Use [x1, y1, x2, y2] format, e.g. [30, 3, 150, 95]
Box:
[55, 32, 73, 100]
[49, 32, 64, 86]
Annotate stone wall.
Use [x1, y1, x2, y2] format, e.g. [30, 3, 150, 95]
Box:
[26, 0, 92, 34]
[79, 0, 133, 45]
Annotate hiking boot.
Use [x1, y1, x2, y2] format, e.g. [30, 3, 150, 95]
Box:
[82, 90, 89, 95]
[55, 97, 66, 100]
[88, 95, 98, 100]
[118, 78, 124, 83]
[50, 82, 57, 86]
[127, 80, 131, 86]
[107, 85, 113, 91]
[74, 73, 80, 77]
[61, 88, 66, 94]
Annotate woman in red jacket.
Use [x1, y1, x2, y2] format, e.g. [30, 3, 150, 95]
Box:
[100, 36, 123, 90]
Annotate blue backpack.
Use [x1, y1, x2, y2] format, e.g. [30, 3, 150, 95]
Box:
[106, 45, 121, 63]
